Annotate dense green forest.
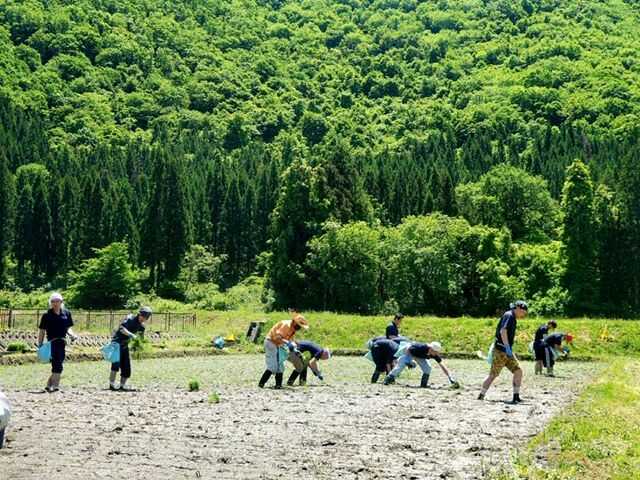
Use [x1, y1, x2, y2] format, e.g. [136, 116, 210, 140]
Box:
[0, 0, 639, 316]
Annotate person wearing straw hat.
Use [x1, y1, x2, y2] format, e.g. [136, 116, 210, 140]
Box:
[383, 341, 457, 388]
[108, 306, 152, 391]
[37, 292, 78, 392]
[286, 340, 331, 386]
[258, 311, 309, 389]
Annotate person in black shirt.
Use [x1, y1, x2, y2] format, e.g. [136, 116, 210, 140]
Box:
[370, 338, 400, 383]
[533, 320, 557, 375]
[541, 333, 573, 376]
[383, 341, 457, 388]
[385, 313, 404, 340]
[37, 293, 78, 392]
[108, 306, 151, 391]
[286, 340, 331, 386]
[478, 300, 528, 404]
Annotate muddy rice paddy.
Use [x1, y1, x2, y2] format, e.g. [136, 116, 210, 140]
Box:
[0, 355, 599, 479]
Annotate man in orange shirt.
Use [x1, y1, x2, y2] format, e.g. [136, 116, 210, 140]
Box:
[258, 310, 309, 389]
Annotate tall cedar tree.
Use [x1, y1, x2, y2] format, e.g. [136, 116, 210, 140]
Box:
[561, 160, 599, 314]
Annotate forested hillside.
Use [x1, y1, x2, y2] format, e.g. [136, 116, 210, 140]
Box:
[1, 0, 639, 316]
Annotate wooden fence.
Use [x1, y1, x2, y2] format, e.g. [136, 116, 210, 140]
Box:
[0, 309, 196, 332]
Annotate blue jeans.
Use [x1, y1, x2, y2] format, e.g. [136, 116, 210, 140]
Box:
[389, 353, 432, 378]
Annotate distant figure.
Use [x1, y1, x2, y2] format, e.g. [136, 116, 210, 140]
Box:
[533, 320, 557, 375]
[386, 313, 404, 340]
[37, 292, 78, 392]
[109, 306, 152, 391]
[369, 338, 400, 384]
[478, 300, 528, 404]
[258, 310, 309, 389]
[0, 390, 10, 449]
[286, 340, 331, 386]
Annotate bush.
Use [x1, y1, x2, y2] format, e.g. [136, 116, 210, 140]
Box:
[68, 242, 140, 308]
[7, 341, 29, 353]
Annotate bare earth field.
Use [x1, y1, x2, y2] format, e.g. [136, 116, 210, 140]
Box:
[0, 355, 599, 480]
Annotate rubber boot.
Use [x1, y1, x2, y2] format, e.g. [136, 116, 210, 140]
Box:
[371, 371, 381, 384]
[258, 370, 272, 388]
[512, 393, 522, 404]
[299, 368, 307, 386]
[383, 375, 395, 385]
[275, 373, 283, 389]
[420, 373, 430, 388]
[287, 371, 299, 386]
[0, 428, 5, 449]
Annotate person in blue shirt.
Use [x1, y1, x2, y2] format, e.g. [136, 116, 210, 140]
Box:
[385, 313, 404, 340]
[108, 306, 151, 391]
[37, 293, 79, 392]
[286, 340, 331, 386]
[478, 300, 528, 404]
[533, 320, 557, 375]
[369, 338, 400, 384]
[541, 333, 573, 377]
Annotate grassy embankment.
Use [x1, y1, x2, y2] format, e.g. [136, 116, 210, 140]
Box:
[492, 358, 640, 480]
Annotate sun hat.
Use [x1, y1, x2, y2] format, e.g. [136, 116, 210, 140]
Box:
[292, 315, 309, 329]
[428, 341, 443, 353]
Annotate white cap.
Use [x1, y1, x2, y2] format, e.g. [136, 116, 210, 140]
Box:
[49, 292, 63, 303]
[428, 341, 443, 353]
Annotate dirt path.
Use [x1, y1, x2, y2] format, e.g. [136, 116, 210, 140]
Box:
[0, 356, 598, 479]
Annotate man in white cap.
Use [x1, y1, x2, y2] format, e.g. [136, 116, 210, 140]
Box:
[37, 292, 78, 392]
[0, 389, 10, 448]
[383, 341, 457, 388]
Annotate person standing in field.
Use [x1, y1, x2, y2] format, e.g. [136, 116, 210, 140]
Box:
[286, 340, 331, 386]
[258, 310, 309, 389]
[478, 300, 528, 404]
[383, 341, 457, 388]
[386, 313, 404, 340]
[108, 306, 152, 391]
[533, 320, 557, 375]
[37, 292, 78, 392]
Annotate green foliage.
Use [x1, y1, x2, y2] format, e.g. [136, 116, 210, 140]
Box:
[129, 334, 150, 359]
[456, 164, 560, 242]
[208, 392, 220, 404]
[68, 242, 139, 309]
[561, 160, 599, 314]
[306, 222, 383, 313]
[7, 341, 29, 353]
[188, 379, 200, 392]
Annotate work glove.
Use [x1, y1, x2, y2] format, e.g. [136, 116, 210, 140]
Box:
[504, 345, 513, 358]
[313, 370, 324, 381]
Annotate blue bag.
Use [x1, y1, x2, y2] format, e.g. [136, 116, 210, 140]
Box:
[37, 342, 52, 363]
[101, 342, 120, 363]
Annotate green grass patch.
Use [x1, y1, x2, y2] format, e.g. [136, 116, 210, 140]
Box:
[499, 358, 640, 479]
[188, 379, 200, 391]
[6, 341, 30, 353]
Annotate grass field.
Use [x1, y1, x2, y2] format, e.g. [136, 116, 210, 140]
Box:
[493, 357, 640, 480]
[183, 310, 640, 359]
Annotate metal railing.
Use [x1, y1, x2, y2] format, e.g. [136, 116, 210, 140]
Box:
[0, 309, 196, 332]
